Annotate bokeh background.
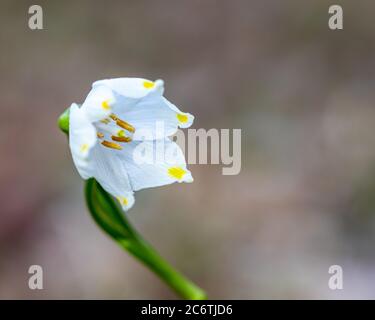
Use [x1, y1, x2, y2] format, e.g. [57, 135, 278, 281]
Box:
[1, 0, 375, 299]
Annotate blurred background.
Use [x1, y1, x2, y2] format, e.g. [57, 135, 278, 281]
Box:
[1, 0, 375, 299]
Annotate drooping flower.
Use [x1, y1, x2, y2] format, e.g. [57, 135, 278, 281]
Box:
[69, 78, 194, 211]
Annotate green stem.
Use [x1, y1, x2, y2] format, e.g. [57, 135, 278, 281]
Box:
[120, 237, 207, 300]
[85, 178, 207, 300]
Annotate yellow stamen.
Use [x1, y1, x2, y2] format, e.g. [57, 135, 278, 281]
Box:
[97, 132, 104, 139]
[101, 140, 122, 150]
[111, 135, 132, 143]
[101, 118, 110, 124]
[177, 113, 188, 124]
[168, 166, 186, 180]
[116, 119, 135, 133]
[110, 113, 135, 132]
[143, 80, 155, 89]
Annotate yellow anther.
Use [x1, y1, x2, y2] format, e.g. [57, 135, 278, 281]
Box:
[97, 132, 104, 139]
[168, 166, 186, 180]
[177, 113, 188, 124]
[110, 113, 135, 133]
[101, 140, 123, 150]
[143, 80, 155, 89]
[111, 135, 132, 143]
[116, 119, 135, 133]
[101, 118, 110, 124]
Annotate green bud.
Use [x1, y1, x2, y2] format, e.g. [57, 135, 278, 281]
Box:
[58, 107, 70, 134]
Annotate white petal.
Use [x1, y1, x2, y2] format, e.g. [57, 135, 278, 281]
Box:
[122, 94, 194, 140]
[115, 192, 135, 211]
[119, 139, 193, 191]
[93, 78, 164, 99]
[94, 78, 194, 139]
[89, 145, 135, 211]
[69, 104, 135, 211]
[126, 95, 180, 140]
[69, 103, 97, 179]
[80, 85, 115, 122]
[163, 97, 195, 129]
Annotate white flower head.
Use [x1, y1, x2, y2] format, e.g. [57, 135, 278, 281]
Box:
[69, 78, 194, 211]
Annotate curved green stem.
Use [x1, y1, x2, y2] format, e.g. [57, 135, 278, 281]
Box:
[85, 178, 207, 300]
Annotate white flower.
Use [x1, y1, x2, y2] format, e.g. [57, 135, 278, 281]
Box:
[69, 78, 194, 211]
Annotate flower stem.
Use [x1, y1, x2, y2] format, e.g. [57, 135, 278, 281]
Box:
[85, 178, 207, 300]
[120, 237, 207, 300]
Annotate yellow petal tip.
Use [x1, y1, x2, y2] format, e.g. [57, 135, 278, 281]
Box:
[143, 80, 155, 89]
[168, 166, 187, 180]
[177, 113, 189, 124]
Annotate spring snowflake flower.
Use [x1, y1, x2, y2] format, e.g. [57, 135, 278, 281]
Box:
[69, 78, 194, 211]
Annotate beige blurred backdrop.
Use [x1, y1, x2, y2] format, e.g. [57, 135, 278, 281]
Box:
[1, 0, 375, 299]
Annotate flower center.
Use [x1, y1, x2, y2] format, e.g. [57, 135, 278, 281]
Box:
[97, 113, 135, 150]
